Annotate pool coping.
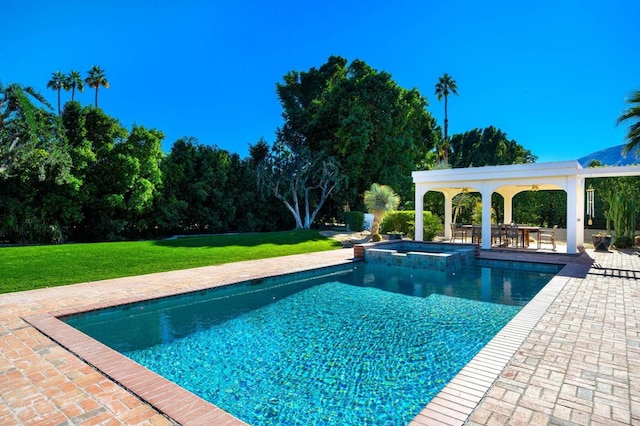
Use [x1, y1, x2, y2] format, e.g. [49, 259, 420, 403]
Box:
[18, 249, 583, 425]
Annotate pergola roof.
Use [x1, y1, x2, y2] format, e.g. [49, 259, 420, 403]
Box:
[411, 160, 640, 254]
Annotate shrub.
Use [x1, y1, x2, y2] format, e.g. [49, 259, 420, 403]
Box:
[371, 233, 382, 242]
[344, 211, 365, 232]
[613, 235, 634, 249]
[379, 210, 442, 241]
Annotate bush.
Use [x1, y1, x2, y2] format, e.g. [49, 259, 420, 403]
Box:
[613, 235, 634, 249]
[344, 211, 365, 232]
[380, 210, 442, 241]
[371, 233, 382, 242]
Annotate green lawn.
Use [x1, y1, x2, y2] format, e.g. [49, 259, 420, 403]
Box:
[0, 230, 342, 294]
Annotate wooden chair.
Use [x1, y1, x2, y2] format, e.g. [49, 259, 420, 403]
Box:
[538, 225, 557, 250]
[471, 224, 482, 244]
[491, 225, 503, 246]
[505, 224, 520, 247]
[450, 223, 466, 242]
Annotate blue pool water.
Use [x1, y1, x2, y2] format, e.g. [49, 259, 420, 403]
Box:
[65, 261, 559, 425]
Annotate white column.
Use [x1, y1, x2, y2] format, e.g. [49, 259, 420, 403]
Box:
[481, 186, 492, 249]
[576, 177, 585, 250]
[503, 195, 513, 225]
[414, 185, 424, 241]
[565, 177, 580, 254]
[443, 192, 453, 241]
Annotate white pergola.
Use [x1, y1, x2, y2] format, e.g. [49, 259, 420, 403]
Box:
[412, 160, 640, 254]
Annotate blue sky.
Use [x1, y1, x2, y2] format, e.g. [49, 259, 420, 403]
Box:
[2, 0, 638, 163]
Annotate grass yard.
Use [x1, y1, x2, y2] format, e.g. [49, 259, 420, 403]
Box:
[0, 230, 341, 294]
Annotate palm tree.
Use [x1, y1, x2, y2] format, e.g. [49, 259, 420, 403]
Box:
[85, 65, 109, 107]
[46, 71, 66, 114]
[65, 70, 85, 102]
[617, 89, 640, 156]
[363, 183, 400, 239]
[434, 73, 459, 163]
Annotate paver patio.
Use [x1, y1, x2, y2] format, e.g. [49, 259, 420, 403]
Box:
[1, 245, 639, 425]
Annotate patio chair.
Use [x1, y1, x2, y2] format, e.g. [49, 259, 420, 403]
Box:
[538, 225, 557, 250]
[491, 225, 503, 246]
[450, 223, 466, 242]
[505, 224, 520, 248]
[471, 224, 482, 244]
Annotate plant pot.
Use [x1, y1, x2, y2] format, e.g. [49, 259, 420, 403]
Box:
[387, 232, 403, 240]
[592, 234, 612, 252]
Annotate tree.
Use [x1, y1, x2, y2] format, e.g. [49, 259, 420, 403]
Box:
[363, 183, 400, 238]
[0, 82, 70, 180]
[0, 83, 75, 243]
[617, 89, 640, 156]
[449, 126, 537, 168]
[256, 140, 342, 229]
[276, 56, 437, 212]
[65, 70, 85, 102]
[434, 73, 458, 163]
[157, 137, 235, 235]
[47, 71, 66, 114]
[85, 65, 109, 107]
[590, 176, 640, 247]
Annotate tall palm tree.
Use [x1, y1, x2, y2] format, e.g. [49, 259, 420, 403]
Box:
[363, 183, 400, 238]
[84, 65, 109, 107]
[434, 73, 459, 163]
[46, 71, 66, 114]
[617, 89, 640, 156]
[65, 70, 85, 102]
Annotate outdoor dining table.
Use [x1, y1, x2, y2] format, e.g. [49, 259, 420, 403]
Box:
[517, 226, 541, 248]
[458, 224, 541, 248]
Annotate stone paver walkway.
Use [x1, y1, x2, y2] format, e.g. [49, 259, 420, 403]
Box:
[1, 245, 639, 425]
[466, 248, 640, 426]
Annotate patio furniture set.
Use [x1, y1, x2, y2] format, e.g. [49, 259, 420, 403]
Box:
[450, 223, 557, 250]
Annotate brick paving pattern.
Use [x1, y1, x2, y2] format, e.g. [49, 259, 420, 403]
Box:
[1, 245, 639, 425]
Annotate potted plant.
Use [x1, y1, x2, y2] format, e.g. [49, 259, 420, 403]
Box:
[386, 231, 404, 240]
[592, 232, 612, 252]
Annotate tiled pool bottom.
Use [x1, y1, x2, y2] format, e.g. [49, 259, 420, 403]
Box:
[14, 249, 583, 426]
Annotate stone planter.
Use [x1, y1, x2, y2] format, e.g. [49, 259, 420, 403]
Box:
[592, 234, 612, 252]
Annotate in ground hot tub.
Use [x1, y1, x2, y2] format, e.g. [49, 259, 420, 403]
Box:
[355, 241, 477, 271]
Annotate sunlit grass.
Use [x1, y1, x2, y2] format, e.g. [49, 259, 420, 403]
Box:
[0, 230, 341, 294]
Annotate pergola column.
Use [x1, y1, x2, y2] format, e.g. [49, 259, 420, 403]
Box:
[565, 176, 583, 254]
[414, 185, 425, 241]
[480, 185, 492, 249]
[503, 196, 513, 224]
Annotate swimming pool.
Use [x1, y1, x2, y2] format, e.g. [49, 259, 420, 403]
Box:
[64, 261, 560, 425]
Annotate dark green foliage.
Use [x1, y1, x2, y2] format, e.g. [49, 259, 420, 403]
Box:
[343, 211, 364, 232]
[380, 210, 442, 241]
[613, 235, 634, 249]
[449, 126, 537, 168]
[276, 56, 438, 211]
[512, 191, 566, 227]
[589, 176, 640, 240]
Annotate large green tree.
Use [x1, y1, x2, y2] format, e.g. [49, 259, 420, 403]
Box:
[276, 56, 437, 215]
[617, 89, 640, 156]
[448, 126, 537, 168]
[46, 71, 66, 115]
[85, 65, 109, 107]
[157, 137, 234, 235]
[0, 82, 75, 243]
[434, 73, 458, 163]
[0, 82, 70, 181]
